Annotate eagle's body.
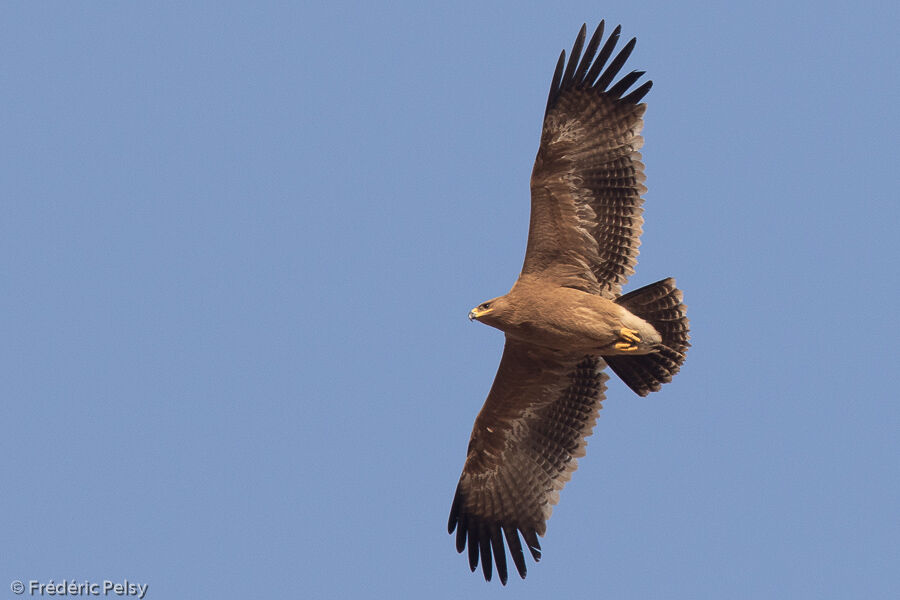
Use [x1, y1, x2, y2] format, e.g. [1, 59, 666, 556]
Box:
[448, 22, 690, 585]
[473, 276, 661, 355]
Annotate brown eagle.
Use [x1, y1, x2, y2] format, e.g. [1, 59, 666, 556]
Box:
[448, 22, 690, 584]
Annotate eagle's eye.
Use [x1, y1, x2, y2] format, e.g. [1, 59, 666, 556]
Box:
[481, 302, 492, 310]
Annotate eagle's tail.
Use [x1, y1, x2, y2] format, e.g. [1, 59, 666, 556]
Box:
[606, 278, 690, 397]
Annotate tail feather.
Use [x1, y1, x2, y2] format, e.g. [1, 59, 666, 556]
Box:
[606, 278, 690, 396]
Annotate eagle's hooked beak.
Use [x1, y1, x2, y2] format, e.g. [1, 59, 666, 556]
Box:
[468, 305, 492, 322]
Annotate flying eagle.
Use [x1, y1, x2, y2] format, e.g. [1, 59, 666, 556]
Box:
[448, 22, 690, 584]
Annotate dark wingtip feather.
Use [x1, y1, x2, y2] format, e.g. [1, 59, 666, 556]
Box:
[546, 23, 651, 112]
[467, 528, 479, 572]
[490, 524, 508, 585]
[585, 24, 621, 86]
[607, 69, 645, 99]
[449, 485, 531, 583]
[596, 37, 636, 90]
[448, 488, 460, 534]
[455, 523, 467, 553]
[545, 50, 566, 115]
[479, 529, 493, 581]
[622, 80, 653, 104]
[573, 21, 604, 84]
[504, 526, 528, 580]
[560, 24, 587, 89]
[523, 528, 542, 562]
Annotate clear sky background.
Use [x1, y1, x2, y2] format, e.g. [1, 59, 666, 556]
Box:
[2, 2, 898, 598]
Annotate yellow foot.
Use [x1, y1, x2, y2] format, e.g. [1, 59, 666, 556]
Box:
[614, 328, 642, 352]
[620, 327, 642, 344]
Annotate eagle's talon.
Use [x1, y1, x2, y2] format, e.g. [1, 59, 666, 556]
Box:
[619, 327, 641, 344]
[614, 341, 638, 352]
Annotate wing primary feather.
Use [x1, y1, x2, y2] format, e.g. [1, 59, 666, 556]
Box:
[467, 527, 479, 572]
[447, 488, 460, 534]
[607, 69, 645, 98]
[523, 528, 542, 561]
[585, 24, 621, 86]
[455, 519, 467, 553]
[596, 37, 636, 90]
[449, 488, 471, 554]
[545, 50, 566, 115]
[489, 523, 508, 585]
[573, 21, 604, 84]
[621, 79, 653, 104]
[560, 24, 586, 89]
[504, 526, 528, 580]
[479, 525, 493, 581]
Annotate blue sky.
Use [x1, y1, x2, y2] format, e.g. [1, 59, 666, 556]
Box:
[2, 1, 898, 598]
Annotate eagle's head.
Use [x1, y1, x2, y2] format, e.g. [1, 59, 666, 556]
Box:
[468, 295, 512, 329]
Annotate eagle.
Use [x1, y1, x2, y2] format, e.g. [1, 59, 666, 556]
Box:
[448, 22, 690, 584]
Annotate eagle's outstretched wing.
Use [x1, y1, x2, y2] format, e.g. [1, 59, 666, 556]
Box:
[523, 22, 651, 298]
[448, 339, 608, 584]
